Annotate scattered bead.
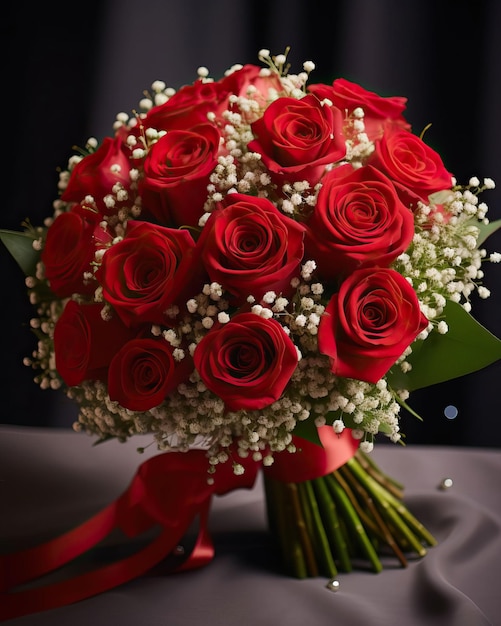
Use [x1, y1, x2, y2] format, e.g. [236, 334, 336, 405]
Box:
[438, 477, 454, 490]
[326, 578, 340, 592]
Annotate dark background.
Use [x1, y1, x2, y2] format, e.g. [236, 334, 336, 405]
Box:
[2, 0, 500, 446]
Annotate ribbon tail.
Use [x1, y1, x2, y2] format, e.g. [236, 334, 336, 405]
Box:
[0, 449, 259, 621]
[175, 498, 214, 572]
[0, 517, 193, 622]
[1, 501, 119, 590]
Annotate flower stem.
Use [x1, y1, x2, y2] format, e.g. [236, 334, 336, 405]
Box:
[300, 480, 338, 577]
[264, 477, 307, 577]
[312, 477, 352, 572]
[347, 455, 437, 549]
[286, 482, 319, 576]
[263, 450, 436, 578]
[335, 465, 409, 566]
[356, 450, 404, 497]
[326, 473, 383, 572]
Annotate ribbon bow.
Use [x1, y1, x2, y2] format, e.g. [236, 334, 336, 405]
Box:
[0, 448, 259, 621]
[0, 427, 357, 621]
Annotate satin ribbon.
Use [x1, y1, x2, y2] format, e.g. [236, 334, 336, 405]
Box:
[0, 427, 358, 621]
[0, 449, 259, 622]
[264, 426, 359, 483]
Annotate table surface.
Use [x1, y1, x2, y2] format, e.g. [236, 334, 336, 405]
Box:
[1, 425, 500, 626]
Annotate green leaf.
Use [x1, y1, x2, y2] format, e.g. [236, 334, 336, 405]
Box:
[0, 229, 40, 276]
[428, 189, 454, 205]
[387, 300, 501, 391]
[291, 418, 323, 446]
[476, 218, 501, 246]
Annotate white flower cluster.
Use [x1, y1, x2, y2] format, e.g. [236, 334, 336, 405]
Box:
[393, 179, 495, 326]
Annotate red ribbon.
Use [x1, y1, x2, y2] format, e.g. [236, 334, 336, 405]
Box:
[265, 426, 359, 483]
[0, 449, 259, 622]
[0, 427, 358, 621]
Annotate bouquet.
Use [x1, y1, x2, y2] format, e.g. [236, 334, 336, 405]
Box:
[2, 48, 501, 615]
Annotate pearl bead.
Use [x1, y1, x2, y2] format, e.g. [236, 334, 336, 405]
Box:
[438, 477, 453, 490]
[326, 578, 340, 592]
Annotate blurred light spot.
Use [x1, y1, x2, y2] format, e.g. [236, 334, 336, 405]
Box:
[444, 405, 458, 420]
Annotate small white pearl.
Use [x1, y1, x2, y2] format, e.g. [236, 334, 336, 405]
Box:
[438, 477, 454, 490]
[326, 578, 340, 592]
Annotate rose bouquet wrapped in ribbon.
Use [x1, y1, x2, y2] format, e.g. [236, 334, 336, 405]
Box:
[2, 48, 501, 616]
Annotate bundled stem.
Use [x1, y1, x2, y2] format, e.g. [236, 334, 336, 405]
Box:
[263, 450, 437, 578]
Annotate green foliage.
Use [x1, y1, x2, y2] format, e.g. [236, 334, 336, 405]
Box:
[475, 217, 501, 246]
[292, 418, 323, 446]
[387, 300, 501, 391]
[0, 229, 40, 277]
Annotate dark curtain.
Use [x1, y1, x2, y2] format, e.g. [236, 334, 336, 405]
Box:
[2, 0, 500, 446]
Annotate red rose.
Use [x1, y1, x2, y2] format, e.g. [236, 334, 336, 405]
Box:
[139, 123, 221, 227]
[308, 78, 410, 140]
[139, 67, 282, 134]
[196, 193, 305, 304]
[97, 220, 199, 327]
[139, 78, 233, 133]
[61, 137, 133, 216]
[318, 267, 429, 383]
[108, 337, 192, 412]
[304, 164, 414, 280]
[368, 127, 453, 203]
[248, 94, 346, 188]
[53, 300, 134, 387]
[41, 209, 108, 298]
[193, 312, 298, 412]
